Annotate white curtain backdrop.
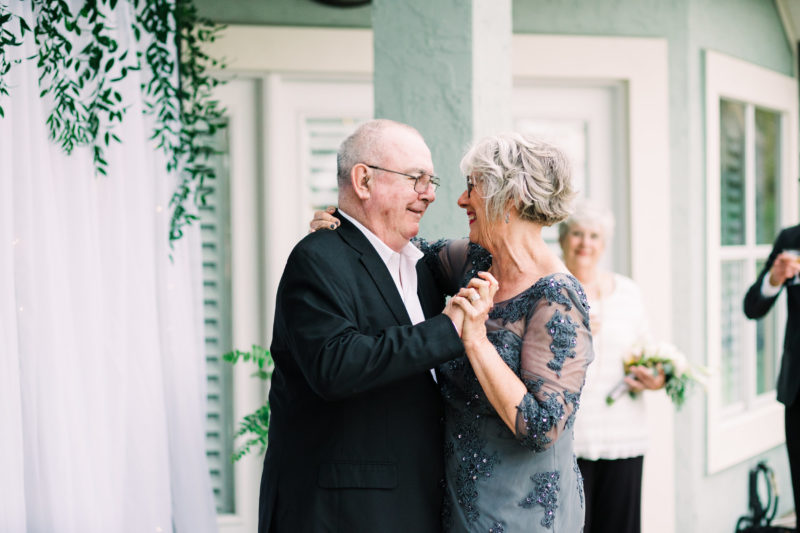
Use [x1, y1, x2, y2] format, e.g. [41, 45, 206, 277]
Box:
[0, 2, 218, 532]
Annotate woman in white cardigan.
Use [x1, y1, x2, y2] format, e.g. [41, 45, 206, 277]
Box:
[559, 202, 665, 533]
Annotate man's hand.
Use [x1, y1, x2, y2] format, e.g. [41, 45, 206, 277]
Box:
[309, 206, 341, 233]
[768, 251, 800, 287]
[443, 298, 465, 337]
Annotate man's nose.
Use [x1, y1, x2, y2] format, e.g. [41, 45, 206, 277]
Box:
[419, 183, 436, 203]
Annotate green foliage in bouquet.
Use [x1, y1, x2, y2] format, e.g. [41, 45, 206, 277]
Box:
[662, 361, 691, 409]
[223, 344, 273, 462]
[606, 342, 707, 409]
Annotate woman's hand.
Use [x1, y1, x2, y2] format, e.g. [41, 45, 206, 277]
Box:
[451, 272, 499, 349]
[625, 363, 666, 392]
[308, 206, 340, 233]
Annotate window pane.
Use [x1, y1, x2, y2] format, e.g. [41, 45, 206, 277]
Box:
[720, 100, 746, 246]
[200, 122, 235, 513]
[721, 260, 746, 405]
[755, 108, 780, 245]
[755, 259, 778, 395]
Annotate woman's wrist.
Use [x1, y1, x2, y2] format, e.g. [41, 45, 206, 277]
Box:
[463, 335, 492, 355]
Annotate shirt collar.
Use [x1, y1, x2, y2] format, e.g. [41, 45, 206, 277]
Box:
[339, 210, 423, 264]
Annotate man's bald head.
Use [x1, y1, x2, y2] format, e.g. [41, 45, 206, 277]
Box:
[336, 119, 424, 190]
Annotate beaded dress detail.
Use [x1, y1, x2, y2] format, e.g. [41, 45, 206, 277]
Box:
[420, 238, 593, 532]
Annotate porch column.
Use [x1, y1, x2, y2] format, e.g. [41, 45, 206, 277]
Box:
[372, 0, 512, 239]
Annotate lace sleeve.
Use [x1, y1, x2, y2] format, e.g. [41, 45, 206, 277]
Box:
[513, 276, 593, 451]
[415, 238, 492, 296]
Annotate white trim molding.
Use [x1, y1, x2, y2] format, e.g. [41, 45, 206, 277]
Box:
[704, 49, 799, 474]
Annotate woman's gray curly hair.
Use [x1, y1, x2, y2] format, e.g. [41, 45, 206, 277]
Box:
[460, 132, 575, 226]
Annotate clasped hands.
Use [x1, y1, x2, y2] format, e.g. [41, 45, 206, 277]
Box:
[444, 272, 499, 348]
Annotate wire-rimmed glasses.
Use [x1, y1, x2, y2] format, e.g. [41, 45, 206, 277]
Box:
[364, 164, 440, 193]
[466, 176, 475, 197]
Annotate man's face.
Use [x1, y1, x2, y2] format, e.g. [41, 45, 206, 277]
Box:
[364, 127, 436, 251]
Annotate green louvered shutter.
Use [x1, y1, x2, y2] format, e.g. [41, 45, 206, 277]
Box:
[200, 122, 235, 513]
[304, 117, 366, 211]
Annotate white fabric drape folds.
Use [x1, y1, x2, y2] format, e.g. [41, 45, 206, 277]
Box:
[0, 2, 218, 532]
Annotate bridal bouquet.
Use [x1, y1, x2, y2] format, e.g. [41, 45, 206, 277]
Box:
[605, 342, 706, 409]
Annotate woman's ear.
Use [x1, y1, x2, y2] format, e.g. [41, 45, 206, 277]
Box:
[351, 163, 371, 200]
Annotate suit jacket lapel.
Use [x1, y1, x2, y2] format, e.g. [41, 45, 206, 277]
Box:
[335, 212, 412, 326]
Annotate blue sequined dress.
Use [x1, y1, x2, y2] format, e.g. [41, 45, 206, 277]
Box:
[421, 239, 594, 533]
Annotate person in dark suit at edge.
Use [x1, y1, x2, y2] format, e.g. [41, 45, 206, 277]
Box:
[744, 223, 800, 520]
[258, 119, 467, 532]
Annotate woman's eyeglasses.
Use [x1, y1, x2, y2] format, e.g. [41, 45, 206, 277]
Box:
[466, 176, 475, 198]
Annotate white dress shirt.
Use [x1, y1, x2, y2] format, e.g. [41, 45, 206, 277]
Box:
[338, 211, 426, 324]
[761, 273, 782, 297]
[338, 211, 435, 380]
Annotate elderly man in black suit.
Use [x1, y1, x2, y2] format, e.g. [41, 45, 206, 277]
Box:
[258, 119, 466, 532]
[744, 223, 800, 518]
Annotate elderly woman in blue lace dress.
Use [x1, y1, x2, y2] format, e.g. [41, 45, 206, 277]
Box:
[312, 133, 593, 532]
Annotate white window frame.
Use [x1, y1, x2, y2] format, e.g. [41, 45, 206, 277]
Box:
[210, 77, 264, 533]
[705, 50, 798, 473]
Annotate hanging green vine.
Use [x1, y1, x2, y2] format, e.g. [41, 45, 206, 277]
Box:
[0, 4, 28, 118]
[0, 0, 226, 244]
[31, 0, 130, 174]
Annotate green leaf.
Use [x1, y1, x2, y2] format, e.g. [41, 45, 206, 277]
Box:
[104, 58, 114, 72]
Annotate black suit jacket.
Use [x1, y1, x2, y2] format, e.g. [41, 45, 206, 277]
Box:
[258, 212, 464, 532]
[744, 224, 800, 406]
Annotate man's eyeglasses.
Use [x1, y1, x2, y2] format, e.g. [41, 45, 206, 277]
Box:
[365, 164, 440, 193]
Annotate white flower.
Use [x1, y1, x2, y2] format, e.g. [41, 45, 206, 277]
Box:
[668, 349, 689, 376]
[643, 342, 660, 357]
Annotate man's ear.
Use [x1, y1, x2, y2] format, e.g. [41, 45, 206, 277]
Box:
[351, 163, 371, 200]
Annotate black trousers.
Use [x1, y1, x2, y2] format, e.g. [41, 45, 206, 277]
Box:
[578, 456, 643, 533]
[787, 399, 800, 518]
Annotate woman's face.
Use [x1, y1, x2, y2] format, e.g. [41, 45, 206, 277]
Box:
[457, 174, 495, 248]
[561, 222, 606, 271]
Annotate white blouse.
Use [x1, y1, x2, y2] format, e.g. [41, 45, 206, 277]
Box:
[572, 273, 652, 460]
